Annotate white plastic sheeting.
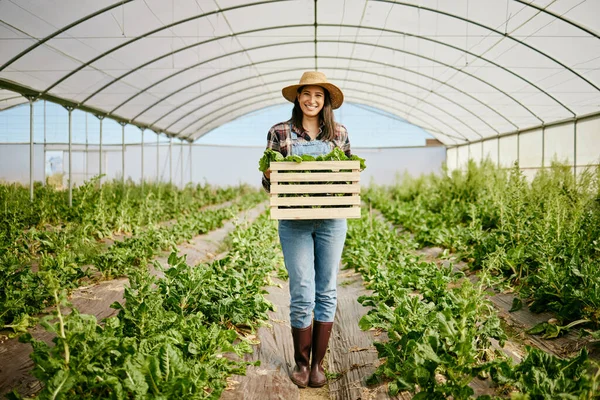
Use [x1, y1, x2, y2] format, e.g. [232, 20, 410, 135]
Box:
[446, 113, 600, 178]
[1, 0, 599, 146]
[0, 143, 446, 187]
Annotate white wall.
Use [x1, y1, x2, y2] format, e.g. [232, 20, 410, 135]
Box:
[0, 143, 446, 188]
[0, 144, 45, 183]
[447, 114, 600, 179]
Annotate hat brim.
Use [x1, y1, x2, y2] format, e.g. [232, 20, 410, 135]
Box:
[282, 82, 344, 109]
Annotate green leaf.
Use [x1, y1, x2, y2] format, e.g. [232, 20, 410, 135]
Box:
[509, 298, 523, 312]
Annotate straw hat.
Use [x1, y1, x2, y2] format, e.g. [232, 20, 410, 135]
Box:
[282, 71, 344, 109]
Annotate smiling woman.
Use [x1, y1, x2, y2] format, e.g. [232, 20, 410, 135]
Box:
[261, 71, 352, 389]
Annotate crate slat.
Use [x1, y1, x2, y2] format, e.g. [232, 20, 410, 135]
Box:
[270, 161, 359, 171]
[270, 195, 361, 206]
[271, 207, 361, 220]
[271, 183, 360, 194]
[271, 171, 359, 183]
[269, 160, 361, 220]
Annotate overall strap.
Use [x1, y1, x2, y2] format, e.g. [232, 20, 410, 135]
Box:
[289, 121, 298, 140]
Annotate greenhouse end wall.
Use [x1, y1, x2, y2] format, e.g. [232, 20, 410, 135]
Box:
[0, 145, 447, 188]
[446, 114, 600, 179]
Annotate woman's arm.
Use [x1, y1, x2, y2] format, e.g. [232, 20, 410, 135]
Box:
[262, 126, 281, 192]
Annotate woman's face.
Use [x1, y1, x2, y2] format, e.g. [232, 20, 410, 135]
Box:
[297, 85, 325, 117]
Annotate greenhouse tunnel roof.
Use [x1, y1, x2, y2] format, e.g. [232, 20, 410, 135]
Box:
[0, 0, 599, 145]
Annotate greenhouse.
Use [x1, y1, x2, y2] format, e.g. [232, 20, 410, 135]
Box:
[0, 0, 599, 399]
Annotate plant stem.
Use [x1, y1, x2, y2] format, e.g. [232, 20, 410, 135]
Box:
[53, 289, 70, 365]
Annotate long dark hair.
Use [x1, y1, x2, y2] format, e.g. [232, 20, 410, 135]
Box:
[291, 85, 337, 141]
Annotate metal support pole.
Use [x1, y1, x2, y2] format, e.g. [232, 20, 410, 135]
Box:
[169, 136, 173, 185]
[98, 116, 104, 187]
[43, 100, 46, 186]
[180, 140, 183, 189]
[456, 147, 458, 170]
[68, 108, 73, 207]
[85, 113, 88, 181]
[29, 98, 34, 201]
[541, 126, 545, 169]
[189, 141, 192, 185]
[497, 137, 500, 168]
[517, 131, 520, 167]
[156, 133, 160, 183]
[121, 123, 126, 185]
[140, 128, 145, 189]
[574, 122, 577, 179]
[481, 140, 484, 163]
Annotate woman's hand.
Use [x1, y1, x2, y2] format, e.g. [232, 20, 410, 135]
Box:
[265, 168, 271, 179]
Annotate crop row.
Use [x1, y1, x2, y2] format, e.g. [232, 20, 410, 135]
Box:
[7, 211, 284, 399]
[364, 161, 600, 333]
[1, 181, 266, 332]
[1, 177, 245, 243]
[343, 211, 598, 398]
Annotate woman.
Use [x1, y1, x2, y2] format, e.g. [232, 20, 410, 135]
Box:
[262, 71, 351, 388]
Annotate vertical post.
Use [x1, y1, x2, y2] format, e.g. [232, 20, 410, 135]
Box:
[43, 100, 46, 186]
[455, 146, 458, 170]
[517, 131, 520, 168]
[29, 98, 34, 201]
[541, 126, 545, 170]
[141, 128, 145, 189]
[467, 143, 471, 163]
[85, 113, 88, 181]
[180, 139, 183, 189]
[156, 133, 160, 183]
[121, 122, 126, 185]
[497, 137, 500, 168]
[169, 136, 173, 185]
[189, 141, 192, 185]
[68, 108, 73, 207]
[481, 140, 484, 163]
[98, 116, 104, 187]
[573, 121, 577, 180]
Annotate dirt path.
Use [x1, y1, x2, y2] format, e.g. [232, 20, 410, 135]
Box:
[220, 266, 404, 400]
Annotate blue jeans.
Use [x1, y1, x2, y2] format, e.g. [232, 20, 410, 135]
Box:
[278, 219, 348, 329]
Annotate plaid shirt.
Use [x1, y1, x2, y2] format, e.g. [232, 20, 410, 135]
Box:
[261, 119, 352, 192]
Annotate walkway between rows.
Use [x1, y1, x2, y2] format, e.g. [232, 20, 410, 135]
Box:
[221, 266, 406, 400]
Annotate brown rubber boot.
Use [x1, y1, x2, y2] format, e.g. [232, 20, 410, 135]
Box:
[290, 324, 312, 387]
[309, 321, 333, 387]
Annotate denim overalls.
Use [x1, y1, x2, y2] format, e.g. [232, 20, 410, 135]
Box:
[278, 126, 348, 329]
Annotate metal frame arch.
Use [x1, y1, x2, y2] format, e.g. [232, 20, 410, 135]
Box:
[166, 75, 478, 141]
[188, 96, 462, 145]
[184, 92, 282, 138]
[154, 63, 506, 138]
[78, 24, 311, 107]
[152, 66, 305, 128]
[149, 55, 513, 134]
[32, 0, 292, 98]
[513, 0, 599, 39]
[175, 76, 471, 141]
[372, 0, 600, 96]
[324, 24, 574, 117]
[123, 37, 540, 134]
[79, 21, 557, 126]
[0, 0, 135, 71]
[115, 38, 539, 128]
[344, 98, 464, 144]
[348, 101, 464, 147]
[181, 86, 468, 143]
[158, 66, 496, 138]
[107, 40, 309, 116]
[9, 20, 549, 132]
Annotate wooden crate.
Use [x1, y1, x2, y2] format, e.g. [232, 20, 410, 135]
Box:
[269, 160, 361, 220]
